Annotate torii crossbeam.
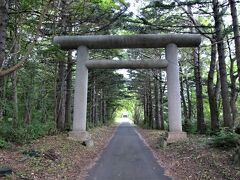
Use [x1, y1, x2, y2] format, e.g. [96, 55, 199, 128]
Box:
[54, 34, 201, 143]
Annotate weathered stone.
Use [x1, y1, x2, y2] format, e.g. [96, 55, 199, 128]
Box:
[53, 34, 202, 143]
[85, 59, 168, 69]
[159, 136, 167, 148]
[82, 139, 94, 147]
[54, 34, 201, 50]
[166, 44, 182, 132]
[73, 46, 89, 132]
[166, 132, 188, 144]
[68, 130, 91, 142]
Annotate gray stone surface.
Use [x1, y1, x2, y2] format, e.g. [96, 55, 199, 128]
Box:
[68, 130, 91, 142]
[82, 139, 94, 148]
[85, 123, 171, 180]
[166, 43, 182, 132]
[53, 34, 202, 143]
[85, 59, 168, 69]
[54, 34, 201, 50]
[166, 132, 188, 144]
[73, 46, 89, 131]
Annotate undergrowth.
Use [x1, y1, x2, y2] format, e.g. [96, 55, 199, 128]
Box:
[209, 128, 240, 149]
[0, 120, 57, 146]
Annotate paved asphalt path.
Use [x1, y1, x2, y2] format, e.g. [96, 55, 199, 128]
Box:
[85, 123, 171, 180]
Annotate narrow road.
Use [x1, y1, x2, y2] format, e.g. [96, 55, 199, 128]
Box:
[85, 123, 171, 180]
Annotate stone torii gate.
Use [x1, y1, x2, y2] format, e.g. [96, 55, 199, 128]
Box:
[54, 34, 201, 143]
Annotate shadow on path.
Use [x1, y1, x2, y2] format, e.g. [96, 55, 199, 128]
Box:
[85, 123, 171, 180]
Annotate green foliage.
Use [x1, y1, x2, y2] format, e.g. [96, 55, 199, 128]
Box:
[0, 139, 9, 149]
[22, 149, 41, 157]
[183, 120, 197, 134]
[209, 128, 240, 149]
[0, 121, 57, 144]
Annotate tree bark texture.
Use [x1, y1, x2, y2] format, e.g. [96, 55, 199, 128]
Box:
[65, 51, 72, 130]
[227, 37, 238, 123]
[186, 77, 192, 120]
[55, 0, 67, 131]
[228, 0, 240, 85]
[0, 0, 8, 68]
[208, 42, 219, 130]
[55, 61, 66, 131]
[154, 70, 160, 129]
[193, 48, 206, 133]
[213, 0, 233, 128]
[159, 70, 165, 130]
[180, 65, 188, 126]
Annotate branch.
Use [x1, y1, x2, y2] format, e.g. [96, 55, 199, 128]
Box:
[174, 0, 213, 40]
[0, 0, 52, 77]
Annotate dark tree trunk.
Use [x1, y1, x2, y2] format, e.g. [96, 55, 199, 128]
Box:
[227, 37, 238, 123]
[186, 77, 192, 120]
[0, 0, 8, 68]
[147, 79, 153, 129]
[12, 71, 18, 128]
[55, 61, 66, 131]
[159, 70, 164, 130]
[228, 0, 240, 85]
[193, 48, 206, 133]
[213, 0, 233, 128]
[55, 0, 68, 131]
[24, 92, 31, 124]
[11, 22, 19, 128]
[93, 80, 97, 126]
[65, 51, 72, 130]
[180, 65, 188, 126]
[208, 41, 219, 130]
[143, 86, 148, 125]
[154, 70, 160, 129]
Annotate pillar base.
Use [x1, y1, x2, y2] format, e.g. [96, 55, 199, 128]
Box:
[68, 130, 91, 142]
[166, 131, 188, 144]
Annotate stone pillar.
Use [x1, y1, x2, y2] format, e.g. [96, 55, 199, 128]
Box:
[166, 43, 187, 143]
[69, 46, 90, 141]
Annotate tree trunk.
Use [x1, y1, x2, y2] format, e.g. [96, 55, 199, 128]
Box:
[12, 71, 18, 128]
[159, 70, 164, 130]
[55, 61, 66, 131]
[227, 37, 238, 123]
[179, 65, 188, 126]
[213, 0, 233, 128]
[193, 48, 206, 133]
[228, 0, 240, 85]
[0, 0, 8, 68]
[147, 78, 153, 129]
[143, 86, 148, 125]
[55, 0, 68, 131]
[65, 51, 72, 130]
[154, 70, 160, 129]
[186, 77, 192, 120]
[24, 92, 31, 124]
[208, 41, 219, 130]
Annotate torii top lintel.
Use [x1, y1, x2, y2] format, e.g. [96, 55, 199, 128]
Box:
[53, 34, 201, 50]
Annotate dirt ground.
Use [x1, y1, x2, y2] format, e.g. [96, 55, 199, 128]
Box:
[1, 125, 239, 180]
[137, 128, 240, 180]
[0, 125, 116, 180]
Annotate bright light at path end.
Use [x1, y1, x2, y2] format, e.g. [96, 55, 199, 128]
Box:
[115, 117, 134, 124]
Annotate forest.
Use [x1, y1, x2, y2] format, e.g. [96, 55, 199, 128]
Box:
[1, 0, 239, 139]
[0, 0, 240, 179]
